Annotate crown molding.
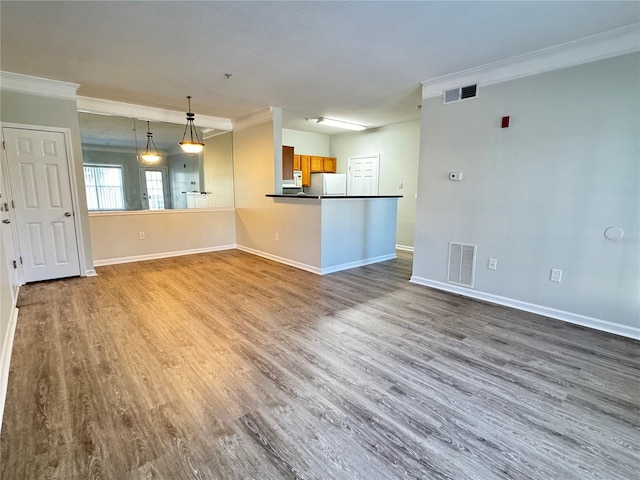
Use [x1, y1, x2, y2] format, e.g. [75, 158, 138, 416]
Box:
[232, 107, 275, 130]
[76, 96, 232, 131]
[421, 23, 640, 99]
[0, 71, 80, 99]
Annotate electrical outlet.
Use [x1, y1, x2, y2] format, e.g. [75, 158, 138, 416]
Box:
[550, 268, 562, 283]
[488, 258, 497, 270]
[275, 232, 279, 241]
[138, 232, 145, 240]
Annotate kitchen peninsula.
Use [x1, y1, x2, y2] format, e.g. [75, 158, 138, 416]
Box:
[266, 194, 402, 274]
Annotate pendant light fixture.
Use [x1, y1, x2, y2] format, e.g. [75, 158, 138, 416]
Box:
[140, 121, 161, 163]
[179, 95, 204, 154]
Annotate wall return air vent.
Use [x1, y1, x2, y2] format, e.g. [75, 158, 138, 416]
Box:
[447, 242, 477, 288]
[443, 84, 478, 105]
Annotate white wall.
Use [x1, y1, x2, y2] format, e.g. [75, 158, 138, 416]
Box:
[329, 121, 420, 249]
[0, 229, 15, 432]
[282, 128, 330, 156]
[321, 198, 398, 272]
[0, 230, 13, 345]
[167, 151, 201, 210]
[412, 53, 640, 337]
[90, 209, 236, 265]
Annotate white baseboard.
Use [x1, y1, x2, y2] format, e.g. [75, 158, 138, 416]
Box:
[410, 276, 640, 340]
[84, 269, 98, 277]
[236, 246, 397, 275]
[0, 296, 19, 435]
[236, 245, 322, 274]
[93, 245, 236, 267]
[320, 253, 397, 275]
[396, 244, 414, 252]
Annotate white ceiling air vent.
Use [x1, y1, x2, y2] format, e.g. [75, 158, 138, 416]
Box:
[447, 242, 477, 288]
[443, 84, 478, 105]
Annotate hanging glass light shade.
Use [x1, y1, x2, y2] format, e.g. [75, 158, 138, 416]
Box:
[140, 121, 161, 162]
[179, 96, 204, 154]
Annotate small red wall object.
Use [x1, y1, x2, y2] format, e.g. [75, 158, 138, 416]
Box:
[501, 116, 510, 128]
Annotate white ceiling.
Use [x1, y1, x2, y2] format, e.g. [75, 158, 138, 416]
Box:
[1, 1, 639, 134]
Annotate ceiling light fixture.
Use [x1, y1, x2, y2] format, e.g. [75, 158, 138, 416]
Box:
[317, 117, 366, 131]
[179, 96, 204, 154]
[140, 121, 161, 163]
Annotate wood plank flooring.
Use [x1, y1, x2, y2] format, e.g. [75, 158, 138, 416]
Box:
[1, 250, 638, 479]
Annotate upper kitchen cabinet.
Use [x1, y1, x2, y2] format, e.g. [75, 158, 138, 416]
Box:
[293, 154, 301, 171]
[301, 155, 311, 187]
[310, 155, 337, 173]
[310, 156, 324, 173]
[323, 157, 337, 173]
[283, 145, 294, 180]
[301, 155, 336, 186]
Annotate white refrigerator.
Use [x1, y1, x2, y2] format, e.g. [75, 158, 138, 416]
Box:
[308, 173, 347, 196]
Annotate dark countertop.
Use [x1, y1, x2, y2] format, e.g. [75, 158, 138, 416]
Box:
[266, 194, 403, 199]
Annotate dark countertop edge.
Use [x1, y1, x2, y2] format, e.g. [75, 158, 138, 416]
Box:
[266, 194, 403, 199]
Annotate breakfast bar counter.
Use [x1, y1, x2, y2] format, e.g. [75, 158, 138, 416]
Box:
[265, 194, 402, 274]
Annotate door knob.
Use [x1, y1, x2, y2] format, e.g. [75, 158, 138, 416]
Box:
[64, 212, 72, 217]
[2, 219, 10, 224]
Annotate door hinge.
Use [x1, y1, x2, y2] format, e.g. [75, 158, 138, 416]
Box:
[19, 256, 23, 264]
[11, 200, 15, 209]
[2, 141, 5, 150]
[12, 260, 17, 269]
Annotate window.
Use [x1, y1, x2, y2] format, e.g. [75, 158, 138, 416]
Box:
[84, 165, 125, 210]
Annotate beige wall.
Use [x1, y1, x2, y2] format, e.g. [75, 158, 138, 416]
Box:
[203, 132, 235, 208]
[329, 121, 420, 248]
[234, 119, 322, 270]
[90, 209, 236, 265]
[0, 89, 94, 273]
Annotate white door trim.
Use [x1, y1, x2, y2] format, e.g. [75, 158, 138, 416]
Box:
[1, 122, 91, 278]
[0, 147, 23, 290]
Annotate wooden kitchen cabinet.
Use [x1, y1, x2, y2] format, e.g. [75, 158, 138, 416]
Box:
[323, 157, 337, 173]
[282, 145, 294, 180]
[310, 156, 324, 173]
[299, 153, 336, 186]
[293, 154, 301, 171]
[301, 155, 311, 187]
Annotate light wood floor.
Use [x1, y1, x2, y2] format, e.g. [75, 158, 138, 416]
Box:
[1, 250, 638, 479]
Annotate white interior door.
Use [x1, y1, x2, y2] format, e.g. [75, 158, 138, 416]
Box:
[3, 127, 80, 283]
[348, 154, 380, 195]
[0, 160, 21, 298]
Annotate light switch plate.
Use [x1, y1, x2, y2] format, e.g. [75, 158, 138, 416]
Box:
[550, 268, 562, 282]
